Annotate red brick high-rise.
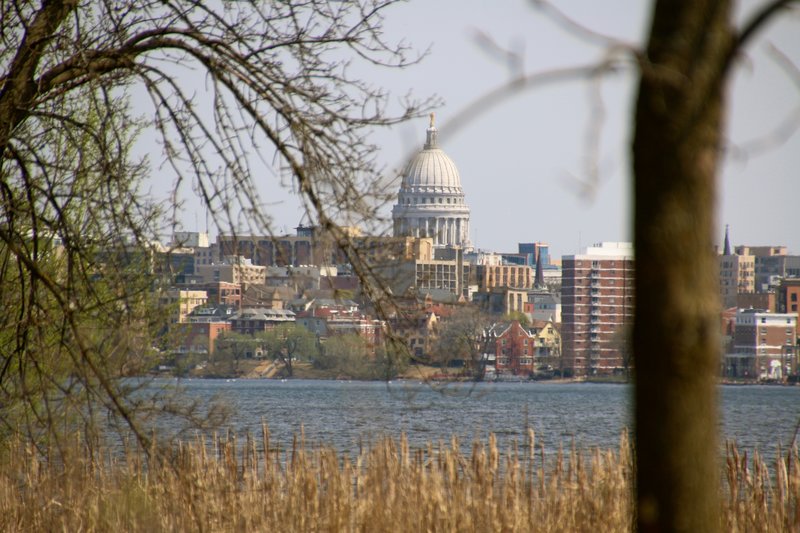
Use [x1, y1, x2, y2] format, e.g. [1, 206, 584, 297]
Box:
[561, 243, 634, 376]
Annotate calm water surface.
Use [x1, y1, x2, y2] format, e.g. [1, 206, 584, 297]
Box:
[164, 379, 799, 455]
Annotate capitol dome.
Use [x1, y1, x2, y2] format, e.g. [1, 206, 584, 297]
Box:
[392, 115, 471, 249]
[402, 134, 462, 191]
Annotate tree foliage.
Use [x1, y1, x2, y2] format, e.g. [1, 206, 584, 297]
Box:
[260, 324, 318, 378]
[0, 0, 431, 454]
[432, 307, 493, 377]
[316, 333, 370, 376]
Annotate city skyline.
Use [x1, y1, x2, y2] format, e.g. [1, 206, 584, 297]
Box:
[151, 0, 799, 258]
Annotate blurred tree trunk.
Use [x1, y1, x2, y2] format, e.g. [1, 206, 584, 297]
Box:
[632, 2, 732, 531]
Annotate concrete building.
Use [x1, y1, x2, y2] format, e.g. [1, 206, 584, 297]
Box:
[526, 289, 562, 323]
[561, 242, 634, 376]
[172, 231, 209, 249]
[473, 286, 528, 316]
[726, 309, 797, 380]
[216, 226, 360, 268]
[159, 289, 208, 323]
[777, 278, 800, 339]
[718, 228, 755, 308]
[195, 256, 267, 286]
[474, 264, 535, 292]
[391, 115, 471, 249]
[731, 245, 800, 293]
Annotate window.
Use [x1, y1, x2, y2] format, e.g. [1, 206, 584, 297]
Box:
[792, 293, 798, 302]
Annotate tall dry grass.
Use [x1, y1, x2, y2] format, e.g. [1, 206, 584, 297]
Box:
[0, 427, 797, 532]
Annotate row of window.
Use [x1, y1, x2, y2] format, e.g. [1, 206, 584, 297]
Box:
[497, 357, 533, 366]
[401, 196, 464, 205]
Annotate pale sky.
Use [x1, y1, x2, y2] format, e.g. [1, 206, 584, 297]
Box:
[158, 1, 800, 259]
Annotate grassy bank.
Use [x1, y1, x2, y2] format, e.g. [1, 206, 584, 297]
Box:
[2, 429, 797, 531]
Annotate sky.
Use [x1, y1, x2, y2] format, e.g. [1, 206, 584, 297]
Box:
[160, 1, 800, 259]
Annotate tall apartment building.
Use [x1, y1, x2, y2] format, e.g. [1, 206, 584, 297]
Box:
[561, 242, 634, 376]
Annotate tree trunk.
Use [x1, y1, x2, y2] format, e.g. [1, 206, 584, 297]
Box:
[632, 2, 733, 531]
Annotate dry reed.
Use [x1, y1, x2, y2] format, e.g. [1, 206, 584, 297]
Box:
[0, 427, 797, 532]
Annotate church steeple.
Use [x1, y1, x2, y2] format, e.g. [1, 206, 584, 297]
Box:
[534, 249, 545, 288]
[723, 224, 731, 255]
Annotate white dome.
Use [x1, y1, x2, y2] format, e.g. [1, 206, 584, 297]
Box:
[401, 126, 463, 192]
[392, 116, 471, 250]
[403, 144, 462, 191]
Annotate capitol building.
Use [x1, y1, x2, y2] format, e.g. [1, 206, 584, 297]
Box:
[392, 115, 471, 250]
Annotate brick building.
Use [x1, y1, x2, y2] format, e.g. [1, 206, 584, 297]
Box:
[228, 308, 295, 335]
[492, 321, 535, 376]
[777, 278, 800, 340]
[726, 309, 797, 380]
[172, 321, 231, 355]
[561, 242, 634, 376]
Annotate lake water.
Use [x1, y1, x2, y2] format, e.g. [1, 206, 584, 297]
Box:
[163, 379, 800, 456]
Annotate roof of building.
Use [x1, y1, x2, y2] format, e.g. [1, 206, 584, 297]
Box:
[231, 307, 295, 322]
[401, 116, 463, 192]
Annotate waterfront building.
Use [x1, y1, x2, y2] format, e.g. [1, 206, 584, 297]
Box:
[228, 307, 296, 335]
[725, 309, 797, 380]
[777, 278, 800, 339]
[172, 321, 231, 355]
[391, 115, 471, 249]
[561, 242, 634, 376]
[492, 321, 535, 376]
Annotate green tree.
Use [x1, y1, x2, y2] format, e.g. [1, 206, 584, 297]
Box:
[432, 307, 493, 379]
[317, 333, 371, 378]
[260, 324, 318, 378]
[503, 311, 530, 329]
[0, 0, 431, 455]
[213, 331, 261, 376]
